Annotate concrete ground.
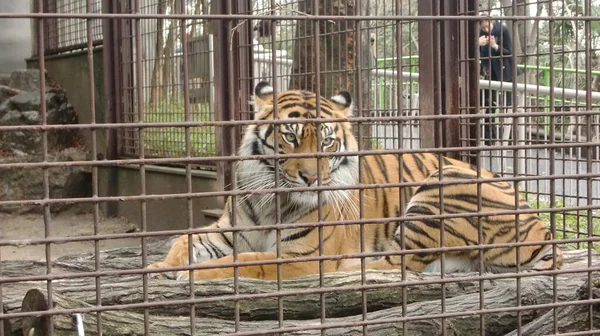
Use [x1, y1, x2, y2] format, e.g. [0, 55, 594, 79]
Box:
[1, 207, 142, 261]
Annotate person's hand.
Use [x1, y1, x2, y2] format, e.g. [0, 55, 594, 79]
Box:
[489, 36, 499, 50]
[482, 67, 490, 78]
[478, 35, 489, 46]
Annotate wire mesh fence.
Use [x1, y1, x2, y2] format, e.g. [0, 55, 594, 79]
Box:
[1, 0, 600, 335]
[32, 0, 104, 55]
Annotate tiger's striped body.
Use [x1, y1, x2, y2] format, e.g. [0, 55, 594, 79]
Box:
[147, 82, 562, 280]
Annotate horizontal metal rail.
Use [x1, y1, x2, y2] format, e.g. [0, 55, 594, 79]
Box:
[373, 69, 600, 103]
[2, 13, 600, 21]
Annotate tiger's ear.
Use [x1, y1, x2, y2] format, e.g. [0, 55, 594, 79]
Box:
[252, 81, 275, 111]
[330, 91, 353, 116]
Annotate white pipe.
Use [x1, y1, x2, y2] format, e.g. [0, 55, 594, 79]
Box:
[75, 313, 85, 336]
[370, 68, 600, 103]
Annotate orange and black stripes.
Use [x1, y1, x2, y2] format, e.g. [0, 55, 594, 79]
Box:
[148, 83, 562, 281]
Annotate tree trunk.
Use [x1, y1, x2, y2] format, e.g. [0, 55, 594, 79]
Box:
[148, 0, 166, 107]
[160, 0, 178, 100]
[3, 246, 600, 335]
[289, 0, 374, 149]
[504, 275, 600, 335]
[288, 0, 356, 98]
[591, 51, 600, 93]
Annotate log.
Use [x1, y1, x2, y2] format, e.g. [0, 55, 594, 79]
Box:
[1, 249, 596, 321]
[2, 245, 600, 335]
[0, 238, 171, 279]
[6, 271, 600, 336]
[504, 275, 600, 336]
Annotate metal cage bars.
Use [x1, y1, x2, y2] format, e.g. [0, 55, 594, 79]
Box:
[1, 0, 600, 335]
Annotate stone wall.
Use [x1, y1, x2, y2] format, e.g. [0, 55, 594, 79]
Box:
[0, 70, 91, 214]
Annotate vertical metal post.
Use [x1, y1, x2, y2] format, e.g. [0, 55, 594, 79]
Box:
[465, 0, 481, 165]
[102, 0, 118, 160]
[440, 0, 461, 159]
[213, 0, 248, 203]
[101, 0, 121, 219]
[46, 0, 58, 53]
[417, 1, 440, 149]
[237, 0, 254, 128]
[418, 0, 461, 157]
[118, 0, 134, 158]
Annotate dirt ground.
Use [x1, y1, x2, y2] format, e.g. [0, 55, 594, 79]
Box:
[1, 207, 142, 261]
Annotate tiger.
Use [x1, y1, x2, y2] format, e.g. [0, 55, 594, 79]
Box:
[146, 81, 563, 281]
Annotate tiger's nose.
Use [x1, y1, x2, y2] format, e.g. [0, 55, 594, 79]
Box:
[298, 171, 318, 185]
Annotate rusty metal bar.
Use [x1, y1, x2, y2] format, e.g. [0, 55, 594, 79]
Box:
[2, 140, 599, 170]
[0, 105, 598, 133]
[3, 239, 600, 284]
[1, 2, 599, 335]
[1, 201, 598, 248]
[102, 0, 118, 160]
[417, 0, 438, 149]
[34, 0, 54, 334]
[465, 0, 480, 165]
[118, 0, 134, 158]
[212, 0, 235, 206]
[131, 0, 150, 332]
[86, 0, 102, 333]
[4, 12, 600, 20]
[175, 0, 197, 333]
[45, 0, 59, 53]
[3, 291, 600, 330]
[440, 0, 461, 160]
[29, 39, 104, 57]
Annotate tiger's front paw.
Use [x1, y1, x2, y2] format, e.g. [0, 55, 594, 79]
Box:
[146, 262, 180, 280]
[172, 261, 230, 281]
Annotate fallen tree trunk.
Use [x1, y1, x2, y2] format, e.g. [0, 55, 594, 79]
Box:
[2, 246, 600, 335]
[6, 271, 600, 336]
[504, 275, 600, 336]
[1, 250, 595, 321]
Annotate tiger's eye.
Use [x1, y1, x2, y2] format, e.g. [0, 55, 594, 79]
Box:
[322, 137, 334, 147]
[284, 133, 296, 143]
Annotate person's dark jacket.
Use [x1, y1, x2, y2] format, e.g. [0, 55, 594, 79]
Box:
[479, 20, 514, 83]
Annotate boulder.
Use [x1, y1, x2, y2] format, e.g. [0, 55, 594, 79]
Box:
[0, 85, 21, 103]
[0, 73, 10, 86]
[0, 70, 80, 156]
[1, 130, 42, 153]
[0, 147, 92, 214]
[0, 110, 23, 125]
[0, 70, 89, 214]
[7, 69, 43, 92]
[22, 110, 41, 124]
[9, 91, 41, 111]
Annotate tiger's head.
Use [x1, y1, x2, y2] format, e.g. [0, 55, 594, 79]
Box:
[237, 82, 359, 209]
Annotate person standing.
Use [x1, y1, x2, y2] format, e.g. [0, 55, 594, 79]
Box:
[478, 12, 514, 143]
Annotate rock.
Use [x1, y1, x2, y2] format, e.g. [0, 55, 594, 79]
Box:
[0, 100, 9, 119]
[56, 146, 88, 162]
[0, 70, 88, 214]
[0, 147, 92, 214]
[0, 73, 10, 86]
[1, 130, 42, 154]
[9, 91, 41, 111]
[11, 149, 27, 157]
[0, 85, 21, 103]
[48, 103, 77, 125]
[0, 110, 22, 125]
[21, 110, 41, 124]
[8, 69, 43, 92]
[0, 77, 80, 155]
